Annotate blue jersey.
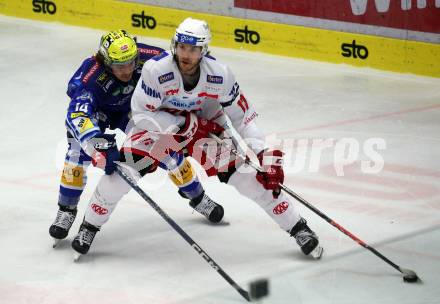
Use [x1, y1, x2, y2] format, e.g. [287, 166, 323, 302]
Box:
[65, 43, 164, 144]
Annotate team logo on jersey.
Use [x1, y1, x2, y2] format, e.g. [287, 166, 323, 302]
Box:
[207, 75, 223, 84]
[273, 202, 289, 215]
[158, 72, 174, 84]
[141, 80, 161, 99]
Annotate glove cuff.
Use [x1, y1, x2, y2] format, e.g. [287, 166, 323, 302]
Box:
[178, 112, 199, 138]
[258, 149, 284, 167]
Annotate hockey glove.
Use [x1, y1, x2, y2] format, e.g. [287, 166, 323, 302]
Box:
[88, 134, 120, 175]
[178, 112, 224, 145]
[256, 149, 284, 197]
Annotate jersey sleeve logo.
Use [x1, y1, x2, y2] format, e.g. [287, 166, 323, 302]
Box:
[82, 63, 100, 84]
[73, 117, 95, 134]
[221, 82, 240, 107]
[158, 72, 174, 84]
[207, 75, 223, 84]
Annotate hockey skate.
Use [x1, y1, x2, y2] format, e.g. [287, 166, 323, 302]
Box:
[49, 205, 77, 248]
[189, 191, 224, 223]
[71, 221, 100, 261]
[290, 218, 323, 259]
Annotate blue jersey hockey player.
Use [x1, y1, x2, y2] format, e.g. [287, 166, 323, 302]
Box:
[49, 30, 224, 248]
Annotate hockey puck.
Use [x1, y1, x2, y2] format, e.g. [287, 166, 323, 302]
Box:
[250, 278, 269, 300]
[400, 268, 419, 283]
[403, 274, 419, 283]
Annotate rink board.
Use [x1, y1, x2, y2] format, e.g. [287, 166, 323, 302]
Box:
[1, 0, 439, 78]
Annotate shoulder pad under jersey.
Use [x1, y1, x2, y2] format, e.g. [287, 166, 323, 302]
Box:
[204, 54, 216, 61]
[152, 51, 170, 61]
[137, 43, 164, 61]
[67, 57, 104, 98]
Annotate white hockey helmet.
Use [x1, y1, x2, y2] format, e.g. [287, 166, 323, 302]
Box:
[171, 17, 211, 56]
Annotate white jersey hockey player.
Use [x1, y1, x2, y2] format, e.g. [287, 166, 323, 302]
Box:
[72, 18, 322, 258]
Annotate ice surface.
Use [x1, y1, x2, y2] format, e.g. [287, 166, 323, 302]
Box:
[0, 14, 439, 304]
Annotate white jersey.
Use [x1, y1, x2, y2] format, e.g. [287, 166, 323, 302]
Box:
[130, 51, 265, 154]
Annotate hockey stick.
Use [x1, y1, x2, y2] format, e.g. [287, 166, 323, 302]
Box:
[210, 134, 419, 283]
[115, 166, 251, 301]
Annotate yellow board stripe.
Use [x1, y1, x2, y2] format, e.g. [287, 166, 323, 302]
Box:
[1, 0, 439, 77]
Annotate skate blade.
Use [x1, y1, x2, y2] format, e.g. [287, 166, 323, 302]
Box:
[310, 245, 323, 259]
[52, 238, 62, 248]
[73, 252, 82, 262]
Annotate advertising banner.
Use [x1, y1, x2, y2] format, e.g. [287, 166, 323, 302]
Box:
[1, 0, 439, 77]
[235, 0, 440, 34]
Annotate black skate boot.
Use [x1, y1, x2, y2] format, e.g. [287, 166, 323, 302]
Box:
[49, 204, 77, 244]
[290, 218, 323, 258]
[71, 221, 100, 257]
[189, 191, 224, 223]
